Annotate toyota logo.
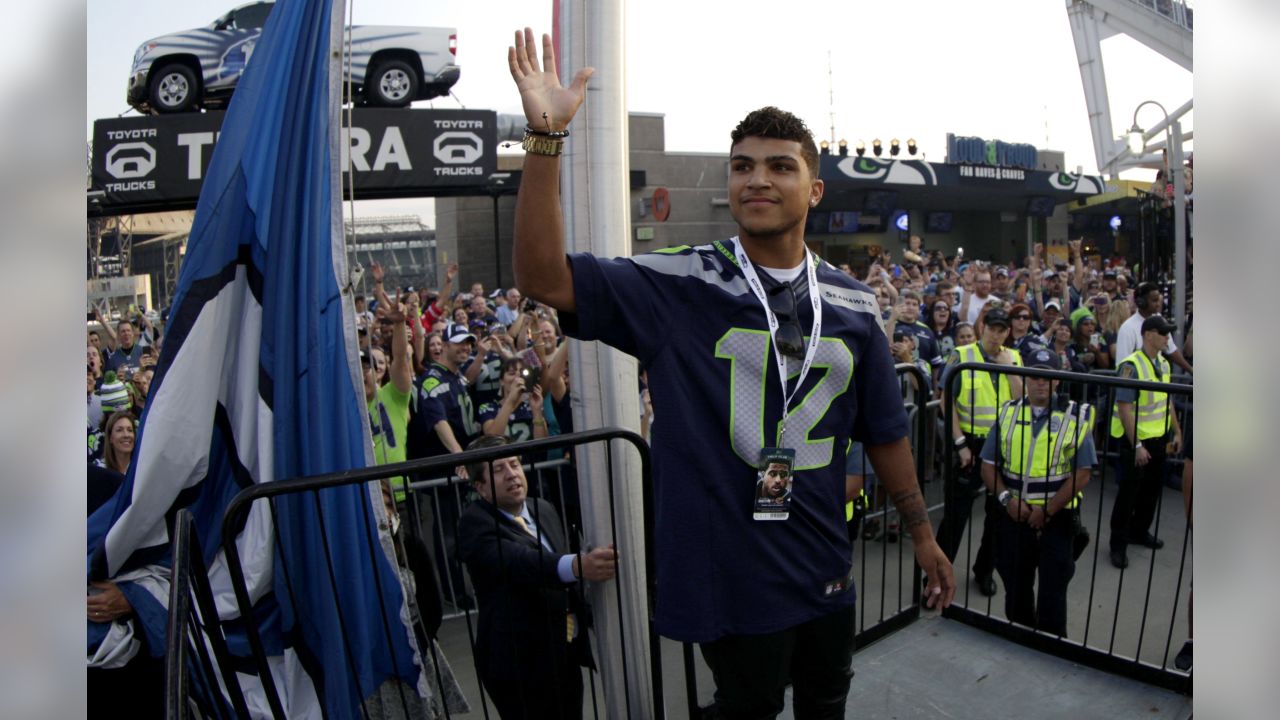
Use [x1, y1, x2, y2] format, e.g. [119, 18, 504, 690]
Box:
[105, 142, 157, 179]
[433, 131, 482, 165]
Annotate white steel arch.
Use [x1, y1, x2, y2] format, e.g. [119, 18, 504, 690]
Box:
[1066, 0, 1193, 177]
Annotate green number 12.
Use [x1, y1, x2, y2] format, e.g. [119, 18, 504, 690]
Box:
[714, 328, 853, 471]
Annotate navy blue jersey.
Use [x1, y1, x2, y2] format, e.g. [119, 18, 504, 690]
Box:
[476, 398, 536, 442]
[407, 362, 478, 458]
[898, 320, 942, 367]
[106, 344, 144, 375]
[1013, 332, 1049, 361]
[562, 238, 908, 642]
[936, 327, 958, 360]
[463, 351, 504, 408]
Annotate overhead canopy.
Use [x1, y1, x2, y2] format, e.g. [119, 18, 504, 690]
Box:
[815, 155, 1106, 214]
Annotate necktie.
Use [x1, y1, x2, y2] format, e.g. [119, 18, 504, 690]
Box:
[514, 515, 576, 642]
[512, 515, 539, 542]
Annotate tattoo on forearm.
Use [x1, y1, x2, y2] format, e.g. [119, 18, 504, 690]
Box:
[890, 489, 931, 530]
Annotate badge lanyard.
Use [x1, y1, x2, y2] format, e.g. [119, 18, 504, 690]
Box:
[732, 237, 823, 446]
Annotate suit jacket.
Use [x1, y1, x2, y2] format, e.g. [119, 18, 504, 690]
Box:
[456, 497, 594, 678]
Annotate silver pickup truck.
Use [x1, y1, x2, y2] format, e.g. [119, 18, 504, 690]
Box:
[127, 1, 459, 113]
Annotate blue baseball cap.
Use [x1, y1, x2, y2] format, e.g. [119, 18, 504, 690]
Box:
[443, 322, 475, 344]
[1025, 348, 1057, 369]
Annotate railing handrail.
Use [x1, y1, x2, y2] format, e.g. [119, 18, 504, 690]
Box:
[222, 428, 643, 510]
[406, 456, 573, 490]
[218, 427, 654, 720]
[165, 510, 194, 720]
[939, 358, 1192, 695]
[943, 361, 1192, 398]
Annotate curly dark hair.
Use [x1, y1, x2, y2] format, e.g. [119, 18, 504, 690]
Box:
[730, 106, 820, 177]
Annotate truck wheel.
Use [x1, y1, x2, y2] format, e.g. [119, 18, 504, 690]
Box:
[366, 60, 418, 107]
[149, 64, 198, 113]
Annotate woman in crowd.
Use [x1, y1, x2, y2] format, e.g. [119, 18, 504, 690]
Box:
[87, 413, 167, 720]
[99, 411, 137, 475]
[478, 356, 547, 443]
[451, 305, 470, 327]
[1085, 292, 1112, 328]
[425, 331, 444, 365]
[1070, 311, 1109, 372]
[1048, 318, 1085, 373]
[1099, 299, 1132, 359]
[953, 322, 977, 349]
[928, 300, 957, 359]
[1006, 302, 1043, 358]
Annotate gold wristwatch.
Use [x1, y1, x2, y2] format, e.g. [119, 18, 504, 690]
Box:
[522, 133, 564, 157]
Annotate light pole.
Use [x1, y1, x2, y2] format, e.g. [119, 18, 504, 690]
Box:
[1126, 100, 1187, 346]
[486, 172, 512, 290]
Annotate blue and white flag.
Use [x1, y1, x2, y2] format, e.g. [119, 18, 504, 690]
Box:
[87, 0, 422, 716]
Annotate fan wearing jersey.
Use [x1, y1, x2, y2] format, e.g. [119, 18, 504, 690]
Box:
[507, 28, 956, 718]
[477, 356, 548, 443]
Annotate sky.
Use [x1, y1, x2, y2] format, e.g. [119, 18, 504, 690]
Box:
[86, 0, 1193, 224]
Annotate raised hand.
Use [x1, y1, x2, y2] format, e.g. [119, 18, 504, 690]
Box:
[370, 261, 385, 284]
[509, 28, 594, 132]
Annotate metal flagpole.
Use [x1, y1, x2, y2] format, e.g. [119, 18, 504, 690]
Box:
[558, 1, 654, 718]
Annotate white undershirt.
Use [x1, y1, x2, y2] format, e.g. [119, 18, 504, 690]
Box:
[757, 261, 806, 283]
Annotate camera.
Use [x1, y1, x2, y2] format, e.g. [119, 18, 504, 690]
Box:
[523, 297, 538, 313]
[521, 366, 542, 390]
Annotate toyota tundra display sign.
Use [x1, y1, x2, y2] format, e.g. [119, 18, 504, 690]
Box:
[90, 108, 497, 215]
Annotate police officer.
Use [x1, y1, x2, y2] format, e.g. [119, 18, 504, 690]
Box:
[938, 307, 1024, 596]
[1109, 315, 1183, 569]
[981, 349, 1096, 636]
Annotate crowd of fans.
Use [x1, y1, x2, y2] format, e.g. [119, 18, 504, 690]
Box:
[85, 235, 1192, 516]
[85, 231, 1191, 713]
[842, 235, 1192, 389]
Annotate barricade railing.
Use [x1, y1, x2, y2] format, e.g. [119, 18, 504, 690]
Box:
[1089, 368, 1192, 471]
[176, 360, 1191, 716]
[846, 363, 934, 648]
[940, 361, 1192, 694]
[216, 428, 654, 719]
[164, 508, 251, 719]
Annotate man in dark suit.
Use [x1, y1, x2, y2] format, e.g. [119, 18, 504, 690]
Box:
[457, 435, 618, 720]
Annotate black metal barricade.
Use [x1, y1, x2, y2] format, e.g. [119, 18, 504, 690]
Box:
[165, 509, 252, 719]
[850, 363, 933, 648]
[940, 361, 1192, 695]
[215, 428, 654, 719]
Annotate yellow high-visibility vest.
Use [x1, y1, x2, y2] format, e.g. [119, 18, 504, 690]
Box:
[997, 400, 1091, 507]
[845, 489, 868, 522]
[953, 343, 1022, 437]
[1110, 350, 1172, 440]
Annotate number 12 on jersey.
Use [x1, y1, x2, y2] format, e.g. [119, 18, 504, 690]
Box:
[715, 328, 853, 471]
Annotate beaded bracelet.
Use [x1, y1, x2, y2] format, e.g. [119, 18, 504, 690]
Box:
[524, 125, 570, 138]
